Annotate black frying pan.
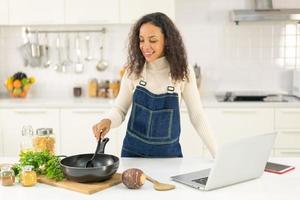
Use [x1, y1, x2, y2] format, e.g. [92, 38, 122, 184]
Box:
[60, 138, 119, 183]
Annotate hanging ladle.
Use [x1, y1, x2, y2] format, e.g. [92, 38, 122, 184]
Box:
[96, 33, 108, 71]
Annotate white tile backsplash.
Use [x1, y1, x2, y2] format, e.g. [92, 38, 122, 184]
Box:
[0, 0, 299, 98]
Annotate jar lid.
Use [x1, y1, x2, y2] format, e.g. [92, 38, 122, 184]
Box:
[36, 128, 48, 136]
[36, 128, 54, 135]
[1, 165, 12, 172]
[45, 128, 53, 135]
[22, 125, 34, 136]
[22, 165, 34, 171]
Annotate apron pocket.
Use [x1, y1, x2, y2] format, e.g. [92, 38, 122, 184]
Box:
[149, 109, 173, 139]
[130, 103, 151, 138]
[130, 103, 174, 140]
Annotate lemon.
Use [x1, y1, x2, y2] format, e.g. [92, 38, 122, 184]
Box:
[29, 77, 36, 84]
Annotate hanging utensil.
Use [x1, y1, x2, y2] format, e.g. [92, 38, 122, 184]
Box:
[31, 31, 41, 59]
[84, 35, 93, 61]
[64, 34, 73, 72]
[96, 33, 108, 71]
[53, 35, 62, 72]
[43, 33, 51, 68]
[75, 34, 84, 73]
[60, 34, 67, 73]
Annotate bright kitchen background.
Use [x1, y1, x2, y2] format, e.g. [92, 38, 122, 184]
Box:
[0, 0, 300, 98]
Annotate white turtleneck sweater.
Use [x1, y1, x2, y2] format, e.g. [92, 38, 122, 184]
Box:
[104, 57, 217, 157]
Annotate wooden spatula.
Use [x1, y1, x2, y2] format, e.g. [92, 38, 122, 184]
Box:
[146, 175, 175, 191]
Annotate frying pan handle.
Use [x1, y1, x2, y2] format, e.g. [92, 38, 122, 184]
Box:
[97, 137, 109, 154]
[56, 155, 67, 160]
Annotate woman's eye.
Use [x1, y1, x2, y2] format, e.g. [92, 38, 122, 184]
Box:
[139, 40, 144, 43]
[150, 40, 157, 43]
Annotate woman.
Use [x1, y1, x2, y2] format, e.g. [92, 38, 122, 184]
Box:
[93, 12, 217, 158]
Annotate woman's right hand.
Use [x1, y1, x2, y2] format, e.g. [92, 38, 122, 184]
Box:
[92, 119, 112, 140]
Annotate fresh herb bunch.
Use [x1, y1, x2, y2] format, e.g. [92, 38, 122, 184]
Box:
[13, 151, 64, 181]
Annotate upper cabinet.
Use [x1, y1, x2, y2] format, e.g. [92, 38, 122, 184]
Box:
[0, 0, 175, 25]
[119, 0, 175, 24]
[0, 0, 9, 25]
[9, 0, 64, 25]
[65, 0, 119, 24]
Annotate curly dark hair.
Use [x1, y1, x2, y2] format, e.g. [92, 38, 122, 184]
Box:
[127, 12, 188, 82]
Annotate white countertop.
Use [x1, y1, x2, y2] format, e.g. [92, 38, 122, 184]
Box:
[1, 95, 300, 108]
[0, 96, 116, 108]
[0, 157, 299, 200]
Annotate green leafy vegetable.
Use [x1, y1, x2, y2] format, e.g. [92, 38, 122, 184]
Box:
[14, 151, 64, 181]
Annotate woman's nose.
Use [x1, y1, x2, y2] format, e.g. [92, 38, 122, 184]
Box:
[143, 40, 151, 48]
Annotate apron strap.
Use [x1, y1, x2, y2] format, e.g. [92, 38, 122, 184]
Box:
[139, 63, 177, 93]
[139, 80, 147, 86]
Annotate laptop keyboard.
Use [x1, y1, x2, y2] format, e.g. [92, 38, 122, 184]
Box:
[192, 177, 208, 185]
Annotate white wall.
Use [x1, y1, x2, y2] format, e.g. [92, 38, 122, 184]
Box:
[0, 0, 300, 98]
[175, 0, 299, 94]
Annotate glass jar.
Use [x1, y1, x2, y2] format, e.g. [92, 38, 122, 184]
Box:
[21, 165, 37, 187]
[88, 79, 98, 97]
[1, 166, 15, 186]
[32, 128, 55, 154]
[20, 125, 34, 153]
[98, 80, 107, 98]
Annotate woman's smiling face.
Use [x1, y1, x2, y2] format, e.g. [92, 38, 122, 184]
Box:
[139, 23, 165, 62]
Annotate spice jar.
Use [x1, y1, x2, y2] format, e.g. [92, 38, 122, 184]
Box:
[98, 80, 107, 98]
[109, 80, 120, 98]
[32, 128, 55, 154]
[20, 125, 34, 153]
[1, 166, 15, 186]
[88, 79, 98, 97]
[21, 165, 37, 187]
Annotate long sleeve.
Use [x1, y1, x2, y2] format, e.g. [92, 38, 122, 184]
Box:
[104, 71, 133, 128]
[182, 67, 217, 157]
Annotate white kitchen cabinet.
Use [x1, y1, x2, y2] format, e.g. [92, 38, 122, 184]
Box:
[274, 149, 300, 157]
[275, 108, 300, 129]
[65, 0, 119, 24]
[0, 108, 60, 156]
[119, 0, 175, 24]
[0, 0, 9, 25]
[274, 108, 300, 156]
[8, 0, 64, 25]
[180, 111, 204, 157]
[0, 109, 3, 156]
[204, 108, 274, 146]
[60, 108, 119, 156]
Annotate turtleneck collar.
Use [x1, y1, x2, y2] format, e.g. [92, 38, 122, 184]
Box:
[146, 56, 169, 70]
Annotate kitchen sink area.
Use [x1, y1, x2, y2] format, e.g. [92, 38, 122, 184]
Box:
[216, 91, 300, 103]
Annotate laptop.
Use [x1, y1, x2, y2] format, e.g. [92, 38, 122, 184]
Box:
[171, 132, 277, 191]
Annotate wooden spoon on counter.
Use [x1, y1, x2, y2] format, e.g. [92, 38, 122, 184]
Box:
[145, 175, 175, 191]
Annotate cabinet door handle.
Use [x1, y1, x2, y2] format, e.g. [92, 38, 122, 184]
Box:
[280, 111, 300, 114]
[280, 131, 300, 134]
[222, 110, 257, 114]
[13, 110, 48, 114]
[279, 151, 300, 155]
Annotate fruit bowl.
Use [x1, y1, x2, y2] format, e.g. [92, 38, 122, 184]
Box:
[5, 72, 35, 98]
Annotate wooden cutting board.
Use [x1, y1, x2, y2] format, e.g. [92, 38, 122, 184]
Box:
[38, 173, 122, 195]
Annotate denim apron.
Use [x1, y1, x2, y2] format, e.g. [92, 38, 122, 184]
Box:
[121, 71, 182, 158]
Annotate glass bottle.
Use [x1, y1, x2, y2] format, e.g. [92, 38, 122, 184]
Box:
[1, 166, 15, 186]
[21, 165, 37, 187]
[32, 128, 55, 154]
[20, 125, 34, 153]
